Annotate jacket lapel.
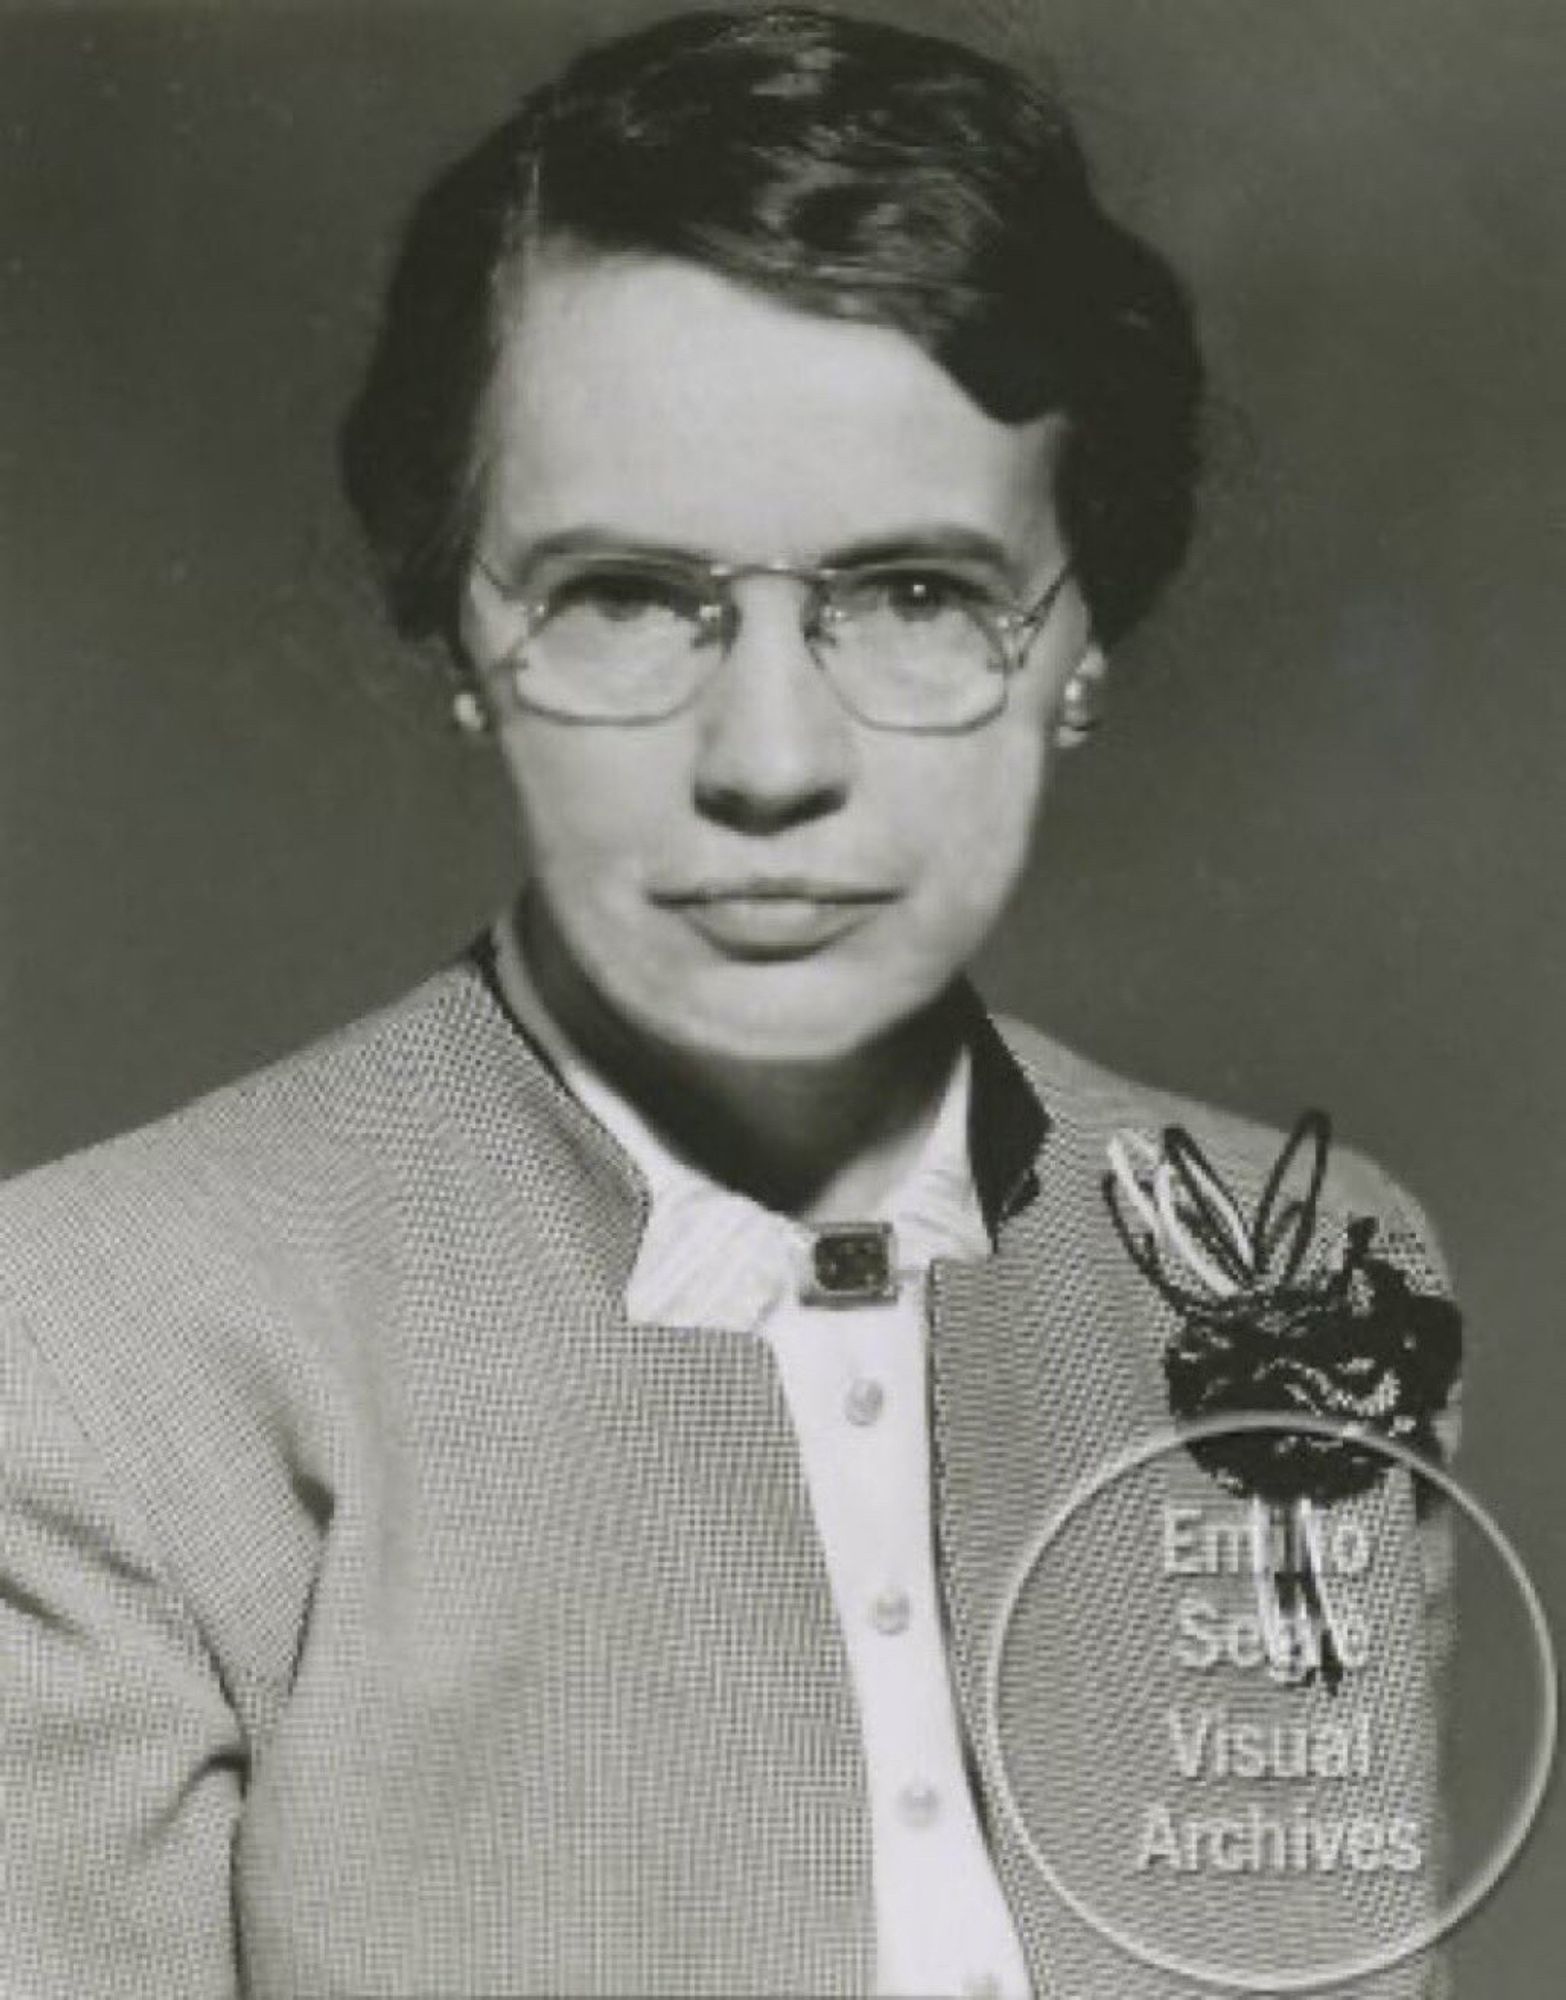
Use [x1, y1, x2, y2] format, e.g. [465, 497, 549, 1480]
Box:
[929, 1017, 1178, 1997]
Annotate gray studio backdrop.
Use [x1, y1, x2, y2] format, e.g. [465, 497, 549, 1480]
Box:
[3, 0, 1562, 1988]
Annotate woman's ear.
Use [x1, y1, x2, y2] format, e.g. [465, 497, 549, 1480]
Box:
[440, 566, 508, 736]
[435, 598, 494, 737]
[1054, 640, 1109, 748]
[399, 622, 491, 739]
[449, 681, 491, 737]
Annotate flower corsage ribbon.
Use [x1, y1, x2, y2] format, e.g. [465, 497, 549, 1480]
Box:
[1103, 1112, 1461, 1694]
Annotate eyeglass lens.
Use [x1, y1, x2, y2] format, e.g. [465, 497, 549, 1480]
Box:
[506, 557, 1016, 728]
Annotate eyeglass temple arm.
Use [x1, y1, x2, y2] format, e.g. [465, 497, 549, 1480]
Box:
[1017, 558, 1075, 632]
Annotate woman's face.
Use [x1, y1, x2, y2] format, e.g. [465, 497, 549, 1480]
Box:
[461, 250, 1092, 1065]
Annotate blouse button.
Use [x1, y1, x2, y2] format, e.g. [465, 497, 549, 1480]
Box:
[844, 1377, 886, 1426]
[896, 1780, 942, 1829]
[870, 1588, 912, 1635]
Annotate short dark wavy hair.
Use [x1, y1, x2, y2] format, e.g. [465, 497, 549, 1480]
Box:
[341, 5, 1204, 654]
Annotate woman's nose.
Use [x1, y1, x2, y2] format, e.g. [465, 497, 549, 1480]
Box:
[692, 581, 855, 832]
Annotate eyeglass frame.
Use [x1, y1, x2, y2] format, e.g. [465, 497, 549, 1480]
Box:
[466, 544, 1078, 734]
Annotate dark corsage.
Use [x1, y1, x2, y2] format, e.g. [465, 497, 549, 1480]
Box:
[1105, 1113, 1462, 1692]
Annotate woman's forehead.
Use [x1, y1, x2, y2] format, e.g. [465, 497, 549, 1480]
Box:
[477, 249, 1065, 564]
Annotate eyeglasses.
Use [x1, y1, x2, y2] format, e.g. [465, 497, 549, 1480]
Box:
[469, 547, 1075, 732]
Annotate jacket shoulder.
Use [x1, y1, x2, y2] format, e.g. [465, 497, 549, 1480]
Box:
[0, 959, 486, 1304]
[992, 1011, 1461, 1471]
[990, 1011, 1449, 1275]
[0, 958, 509, 1704]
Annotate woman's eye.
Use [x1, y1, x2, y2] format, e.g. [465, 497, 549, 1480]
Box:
[553, 571, 699, 623]
[871, 571, 980, 621]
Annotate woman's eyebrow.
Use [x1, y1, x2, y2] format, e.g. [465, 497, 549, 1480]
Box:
[493, 526, 711, 568]
[814, 528, 1022, 580]
[498, 524, 1025, 577]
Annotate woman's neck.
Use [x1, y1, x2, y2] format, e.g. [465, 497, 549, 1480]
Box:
[518, 901, 965, 1222]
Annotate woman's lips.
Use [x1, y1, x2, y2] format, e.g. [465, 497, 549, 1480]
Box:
[653, 883, 897, 960]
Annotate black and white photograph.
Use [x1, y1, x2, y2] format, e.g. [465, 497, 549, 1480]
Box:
[2, 2, 1561, 1993]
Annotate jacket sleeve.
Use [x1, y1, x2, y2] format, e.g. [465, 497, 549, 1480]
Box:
[1352, 1160, 1464, 2000]
[1, 1309, 245, 2000]
[1367, 1167, 1462, 1702]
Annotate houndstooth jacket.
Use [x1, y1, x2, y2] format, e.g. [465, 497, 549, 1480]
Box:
[0, 940, 1459, 1998]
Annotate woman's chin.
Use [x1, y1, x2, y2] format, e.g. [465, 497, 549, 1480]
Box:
[625, 962, 927, 1071]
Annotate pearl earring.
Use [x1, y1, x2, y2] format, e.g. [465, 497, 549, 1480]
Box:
[1055, 645, 1109, 747]
[451, 686, 490, 737]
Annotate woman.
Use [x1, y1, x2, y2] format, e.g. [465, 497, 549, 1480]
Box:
[0, 9, 1460, 1996]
